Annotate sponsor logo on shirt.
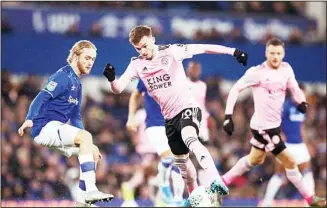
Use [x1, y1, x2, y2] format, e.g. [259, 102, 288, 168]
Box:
[146, 74, 172, 91]
[68, 96, 79, 105]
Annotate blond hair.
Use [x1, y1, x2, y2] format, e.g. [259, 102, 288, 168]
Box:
[129, 25, 152, 45]
[67, 40, 97, 64]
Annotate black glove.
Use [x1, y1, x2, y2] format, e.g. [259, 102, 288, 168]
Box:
[297, 102, 308, 114]
[223, 114, 234, 136]
[233, 49, 248, 66]
[103, 63, 116, 82]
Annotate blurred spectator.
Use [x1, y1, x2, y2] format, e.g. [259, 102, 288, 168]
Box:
[65, 23, 81, 36]
[89, 21, 103, 37]
[246, 2, 266, 13]
[288, 27, 304, 44]
[1, 19, 13, 34]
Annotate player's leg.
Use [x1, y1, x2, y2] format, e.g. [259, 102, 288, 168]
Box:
[147, 126, 174, 203]
[222, 146, 266, 186]
[294, 143, 315, 196]
[179, 108, 228, 197]
[64, 125, 113, 204]
[147, 126, 185, 204]
[261, 159, 286, 206]
[165, 120, 198, 195]
[76, 145, 102, 207]
[275, 149, 325, 207]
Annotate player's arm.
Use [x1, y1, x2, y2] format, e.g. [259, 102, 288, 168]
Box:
[70, 88, 84, 129]
[223, 68, 260, 136]
[103, 62, 138, 94]
[126, 80, 146, 132]
[126, 90, 142, 132]
[18, 91, 52, 136]
[171, 44, 248, 66]
[18, 73, 69, 136]
[286, 68, 307, 113]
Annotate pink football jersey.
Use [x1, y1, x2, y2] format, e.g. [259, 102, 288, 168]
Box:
[111, 44, 235, 119]
[225, 61, 306, 131]
[188, 79, 210, 121]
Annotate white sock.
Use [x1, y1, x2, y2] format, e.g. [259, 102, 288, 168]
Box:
[171, 165, 185, 201]
[302, 168, 315, 195]
[79, 154, 98, 192]
[158, 158, 173, 187]
[262, 173, 285, 206]
[77, 167, 86, 203]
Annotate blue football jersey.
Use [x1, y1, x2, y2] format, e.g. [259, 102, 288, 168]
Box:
[136, 79, 164, 128]
[281, 98, 305, 144]
[27, 65, 83, 138]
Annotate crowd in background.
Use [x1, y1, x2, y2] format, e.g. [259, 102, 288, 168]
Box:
[1, 71, 326, 201]
[1, 1, 325, 45]
[2, 1, 308, 16]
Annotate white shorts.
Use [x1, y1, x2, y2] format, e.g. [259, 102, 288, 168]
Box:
[146, 126, 170, 156]
[34, 121, 81, 148]
[199, 118, 209, 142]
[285, 142, 311, 165]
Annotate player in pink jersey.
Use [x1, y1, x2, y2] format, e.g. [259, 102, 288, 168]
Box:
[186, 60, 212, 143]
[221, 37, 325, 207]
[102, 25, 248, 206]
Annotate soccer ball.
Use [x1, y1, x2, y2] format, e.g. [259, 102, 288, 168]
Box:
[189, 186, 222, 207]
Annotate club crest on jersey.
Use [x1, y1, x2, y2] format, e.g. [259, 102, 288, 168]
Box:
[46, 81, 58, 91]
[161, 57, 168, 66]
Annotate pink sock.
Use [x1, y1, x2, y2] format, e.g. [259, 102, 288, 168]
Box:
[222, 155, 252, 186]
[174, 156, 198, 194]
[285, 168, 314, 204]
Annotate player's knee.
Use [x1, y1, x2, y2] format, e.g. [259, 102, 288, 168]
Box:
[181, 126, 197, 140]
[173, 153, 189, 167]
[249, 155, 265, 166]
[283, 157, 297, 169]
[76, 130, 93, 145]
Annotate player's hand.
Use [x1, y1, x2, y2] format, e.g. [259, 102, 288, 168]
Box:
[233, 49, 248, 66]
[297, 102, 308, 114]
[103, 63, 116, 82]
[223, 115, 234, 136]
[126, 118, 137, 133]
[18, 120, 33, 136]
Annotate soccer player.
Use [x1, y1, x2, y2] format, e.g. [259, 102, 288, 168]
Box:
[102, 25, 248, 206]
[18, 40, 114, 207]
[124, 79, 185, 205]
[186, 60, 212, 143]
[221, 37, 326, 207]
[262, 83, 316, 206]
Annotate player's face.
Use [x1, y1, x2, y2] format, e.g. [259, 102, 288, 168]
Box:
[187, 62, 201, 81]
[77, 48, 97, 75]
[133, 36, 156, 60]
[265, 45, 285, 69]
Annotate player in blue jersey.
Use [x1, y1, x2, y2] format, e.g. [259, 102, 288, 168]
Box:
[122, 79, 185, 206]
[18, 40, 114, 207]
[262, 83, 315, 206]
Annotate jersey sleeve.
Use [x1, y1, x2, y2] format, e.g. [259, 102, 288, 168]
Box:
[136, 79, 146, 93]
[225, 67, 260, 115]
[286, 66, 306, 104]
[110, 61, 138, 94]
[26, 91, 52, 120]
[42, 72, 69, 98]
[170, 44, 194, 62]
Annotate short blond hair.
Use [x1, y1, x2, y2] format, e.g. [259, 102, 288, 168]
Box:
[67, 40, 97, 64]
[129, 25, 152, 45]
